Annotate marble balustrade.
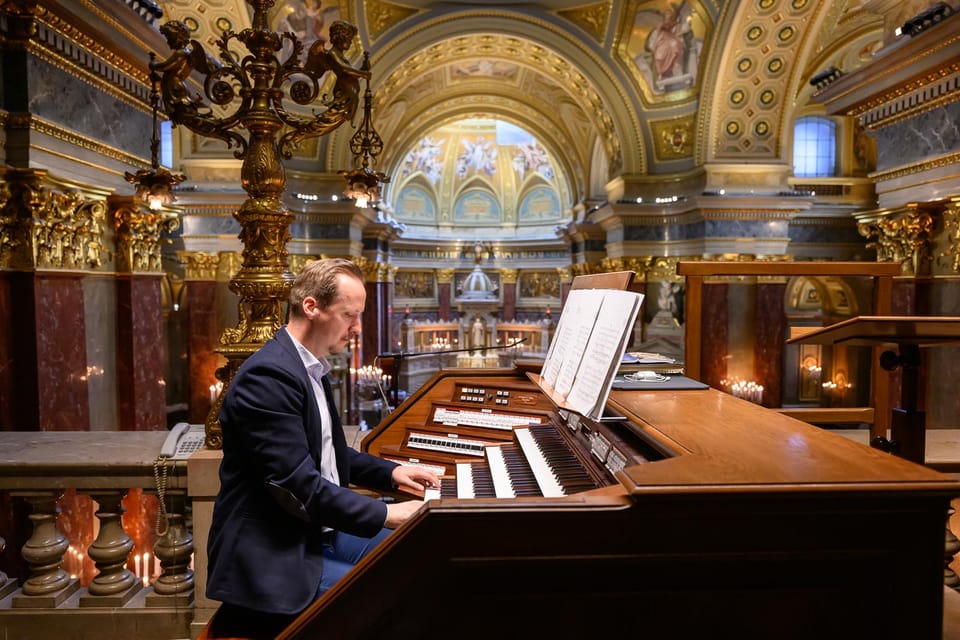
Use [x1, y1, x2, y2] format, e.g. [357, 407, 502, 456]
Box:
[0, 431, 194, 640]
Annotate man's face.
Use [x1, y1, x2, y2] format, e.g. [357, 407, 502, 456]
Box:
[310, 274, 365, 356]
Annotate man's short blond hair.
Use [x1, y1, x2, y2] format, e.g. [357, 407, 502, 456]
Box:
[288, 258, 364, 318]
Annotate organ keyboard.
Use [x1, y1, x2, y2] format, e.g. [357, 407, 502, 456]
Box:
[363, 367, 665, 499]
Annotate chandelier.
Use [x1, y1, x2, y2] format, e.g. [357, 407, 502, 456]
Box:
[340, 53, 389, 209]
[124, 56, 185, 210]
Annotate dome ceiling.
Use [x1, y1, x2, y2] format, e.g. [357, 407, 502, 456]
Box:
[155, 0, 886, 210]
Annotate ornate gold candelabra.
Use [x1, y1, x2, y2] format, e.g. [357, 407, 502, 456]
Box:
[150, 0, 369, 447]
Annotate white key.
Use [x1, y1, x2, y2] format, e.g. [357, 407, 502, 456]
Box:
[456, 462, 475, 499]
[485, 446, 516, 499]
[515, 428, 565, 498]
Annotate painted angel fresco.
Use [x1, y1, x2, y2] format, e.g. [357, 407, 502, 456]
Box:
[626, 1, 704, 97]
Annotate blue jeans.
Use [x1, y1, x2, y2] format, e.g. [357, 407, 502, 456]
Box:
[318, 527, 392, 594]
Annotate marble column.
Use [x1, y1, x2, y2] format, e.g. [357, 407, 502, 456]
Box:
[500, 269, 517, 321]
[181, 252, 221, 425]
[701, 283, 729, 390]
[754, 280, 787, 408]
[557, 267, 572, 306]
[436, 268, 454, 321]
[360, 261, 392, 364]
[110, 196, 177, 430]
[0, 169, 103, 431]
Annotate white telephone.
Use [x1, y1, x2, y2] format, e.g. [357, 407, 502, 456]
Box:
[159, 422, 206, 460]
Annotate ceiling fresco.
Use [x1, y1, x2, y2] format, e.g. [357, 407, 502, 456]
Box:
[154, 0, 891, 232]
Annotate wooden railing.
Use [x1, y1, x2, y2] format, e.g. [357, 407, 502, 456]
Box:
[0, 432, 194, 640]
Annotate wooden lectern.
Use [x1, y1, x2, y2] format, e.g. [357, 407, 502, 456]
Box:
[788, 315, 960, 465]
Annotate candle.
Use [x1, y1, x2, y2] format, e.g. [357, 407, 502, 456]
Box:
[143, 551, 151, 579]
[134, 553, 141, 578]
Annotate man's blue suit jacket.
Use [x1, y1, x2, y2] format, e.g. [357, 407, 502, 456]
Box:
[206, 328, 398, 614]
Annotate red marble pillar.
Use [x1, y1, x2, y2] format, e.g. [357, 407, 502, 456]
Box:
[184, 273, 220, 425]
[436, 268, 454, 321]
[362, 279, 390, 363]
[700, 282, 729, 390]
[116, 275, 166, 430]
[111, 196, 178, 431]
[754, 282, 787, 408]
[0, 272, 90, 430]
[0, 271, 13, 429]
[500, 269, 517, 321]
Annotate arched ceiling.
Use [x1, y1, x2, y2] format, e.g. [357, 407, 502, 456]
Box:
[156, 0, 888, 206]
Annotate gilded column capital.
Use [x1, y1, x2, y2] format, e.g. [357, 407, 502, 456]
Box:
[435, 268, 455, 284]
[110, 195, 179, 274]
[1, 168, 109, 271]
[556, 266, 572, 284]
[857, 205, 935, 276]
[216, 251, 242, 282]
[939, 197, 960, 273]
[499, 268, 518, 285]
[178, 251, 219, 281]
[600, 257, 623, 273]
[352, 255, 392, 283]
[648, 257, 682, 283]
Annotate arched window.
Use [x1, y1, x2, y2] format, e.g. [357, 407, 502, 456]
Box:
[793, 116, 836, 177]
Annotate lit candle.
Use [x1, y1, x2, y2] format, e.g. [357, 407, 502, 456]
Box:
[134, 553, 141, 578]
[209, 384, 217, 405]
[143, 551, 151, 579]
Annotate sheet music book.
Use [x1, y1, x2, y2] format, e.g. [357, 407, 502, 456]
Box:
[538, 288, 644, 419]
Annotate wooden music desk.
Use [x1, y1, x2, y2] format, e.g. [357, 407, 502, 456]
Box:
[788, 315, 960, 465]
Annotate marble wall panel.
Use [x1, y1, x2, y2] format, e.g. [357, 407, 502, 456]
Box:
[290, 221, 351, 240]
[624, 221, 705, 242]
[788, 223, 865, 245]
[27, 57, 150, 158]
[873, 102, 960, 172]
[35, 274, 89, 430]
[82, 275, 117, 431]
[918, 277, 960, 428]
[704, 219, 789, 239]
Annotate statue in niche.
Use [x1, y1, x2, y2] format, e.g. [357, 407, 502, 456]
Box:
[470, 316, 486, 350]
[657, 281, 680, 316]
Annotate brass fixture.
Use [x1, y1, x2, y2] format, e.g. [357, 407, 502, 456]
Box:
[339, 52, 389, 208]
[124, 56, 185, 211]
[150, 1, 371, 447]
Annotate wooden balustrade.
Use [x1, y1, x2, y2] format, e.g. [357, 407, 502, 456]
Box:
[0, 432, 194, 639]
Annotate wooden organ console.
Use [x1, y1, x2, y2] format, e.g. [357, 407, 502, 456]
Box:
[279, 364, 960, 639]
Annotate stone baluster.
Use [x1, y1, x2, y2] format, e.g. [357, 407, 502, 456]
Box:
[80, 490, 141, 606]
[12, 491, 79, 607]
[147, 490, 194, 606]
[946, 505, 960, 590]
[0, 534, 14, 598]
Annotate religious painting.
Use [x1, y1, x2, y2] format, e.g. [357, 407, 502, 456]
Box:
[455, 135, 498, 180]
[518, 271, 561, 300]
[451, 59, 519, 80]
[395, 185, 437, 223]
[394, 270, 436, 301]
[618, 0, 709, 103]
[453, 189, 501, 224]
[518, 187, 561, 222]
[401, 135, 446, 185]
[269, 1, 343, 60]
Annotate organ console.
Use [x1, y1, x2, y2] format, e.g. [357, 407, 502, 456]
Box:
[278, 363, 960, 639]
